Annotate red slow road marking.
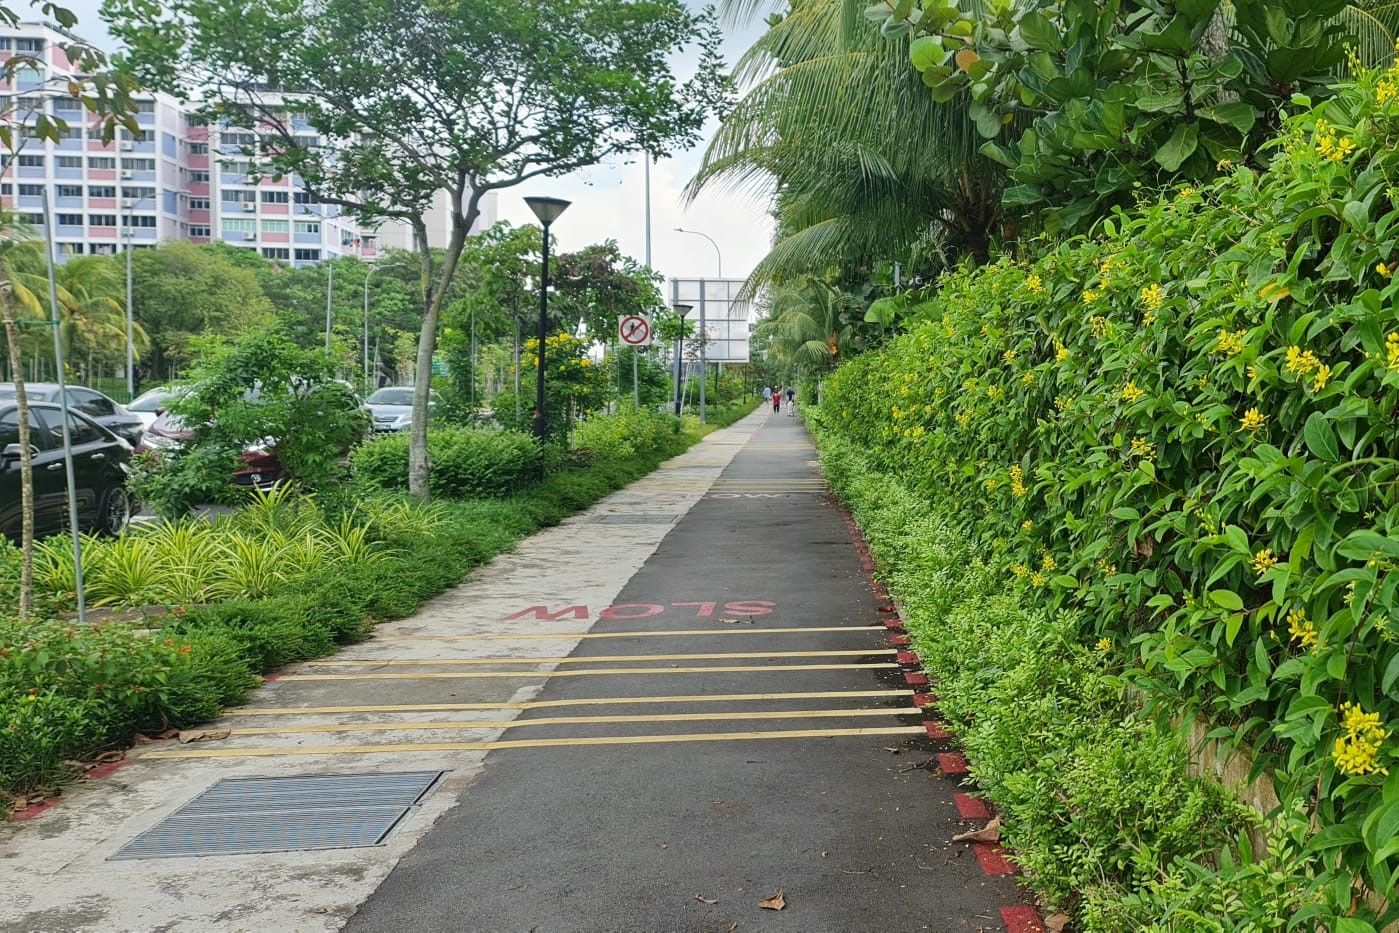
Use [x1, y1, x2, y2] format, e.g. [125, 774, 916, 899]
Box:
[937, 751, 968, 774]
[974, 843, 1017, 876]
[923, 720, 950, 739]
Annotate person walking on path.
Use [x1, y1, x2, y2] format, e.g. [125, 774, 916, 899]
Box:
[772, 390, 781, 414]
[785, 386, 796, 416]
[763, 385, 773, 405]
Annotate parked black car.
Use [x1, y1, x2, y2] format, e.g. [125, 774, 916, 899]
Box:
[0, 401, 135, 541]
[0, 383, 145, 447]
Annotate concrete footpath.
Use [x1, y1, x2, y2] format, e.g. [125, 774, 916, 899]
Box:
[1, 408, 1041, 933]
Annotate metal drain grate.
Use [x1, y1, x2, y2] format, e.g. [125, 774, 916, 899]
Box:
[110, 770, 445, 859]
[592, 513, 679, 524]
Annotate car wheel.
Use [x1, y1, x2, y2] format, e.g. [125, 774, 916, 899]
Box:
[98, 486, 132, 536]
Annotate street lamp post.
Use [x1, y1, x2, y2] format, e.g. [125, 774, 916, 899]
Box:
[672, 303, 692, 416]
[524, 195, 571, 440]
[122, 194, 154, 399]
[674, 227, 722, 279]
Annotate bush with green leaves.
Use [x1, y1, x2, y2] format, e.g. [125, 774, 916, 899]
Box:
[810, 420, 1354, 929]
[133, 319, 370, 517]
[819, 67, 1399, 920]
[571, 407, 681, 461]
[350, 426, 541, 498]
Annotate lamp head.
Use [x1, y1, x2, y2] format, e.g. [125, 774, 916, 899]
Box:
[525, 196, 571, 226]
[673, 303, 693, 319]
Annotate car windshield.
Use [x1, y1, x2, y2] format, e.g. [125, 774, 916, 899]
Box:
[0, 385, 58, 402]
[129, 388, 179, 412]
[367, 388, 415, 406]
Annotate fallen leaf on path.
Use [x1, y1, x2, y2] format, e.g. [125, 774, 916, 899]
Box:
[1045, 913, 1070, 932]
[694, 895, 717, 905]
[884, 746, 902, 754]
[758, 890, 786, 911]
[659, 842, 668, 848]
[820, 851, 829, 858]
[727, 924, 738, 932]
[952, 817, 1000, 844]
[93, 750, 125, 763]
[717, 617, 754, 625]
[177, 729, 230, 744]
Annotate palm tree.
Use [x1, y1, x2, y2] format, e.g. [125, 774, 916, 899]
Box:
[6, 252, 147, 379]
[755, 276, 861, 372]
[688, 0, 1008, 292]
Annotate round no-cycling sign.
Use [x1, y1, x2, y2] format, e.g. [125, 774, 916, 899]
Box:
[618, 314, 653, 347]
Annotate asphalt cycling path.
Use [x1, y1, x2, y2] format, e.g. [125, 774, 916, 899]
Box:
[348, 409, 1038, 932]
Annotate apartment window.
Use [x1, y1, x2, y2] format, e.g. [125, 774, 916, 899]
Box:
[294, 249, 321, 262]
[190, 171, 210, 183]
[0, 184, 9, 195]
[124, 187, 156, 200]
[89, 214, 117, 227]
[130, 130, 154, 143]
[261, 247, 290, 260]
[88, 186, 116, 198]
[260, 190, 289, 203]
[190, 225, 211, 238]
[17, 184, 44, 196]
[16, 155, 44, 168]
[261, 219, 289, 233]
[59, 126, 83, 140]
[52, 96, 82, 113]
[0, 38, 11, 51]
[89, 157, 116, 170]
[57, 157, 83, 169]
[222, 160, 255, 175]
[121, 158, 157, 172]
[292, 135, 318, 149]
[221, 218, 256, 233]
[189, 142, 208, 155]
[15, 38, 44, 53]
[87, 125, 106, 140]
[189, 198, 210, 211]
[57, 185, 83, 198]
[223, 189, 256, 205]
[123, 215, 157, 228]
[16, 95, 44, 112]
[222, 131, 256, 146]
[20, 212, 44, 225]
[134, 100, 156, 114]
[294, 221, 320, 235]
[56, 213, 83, 226]
[293, 191, 320, 204]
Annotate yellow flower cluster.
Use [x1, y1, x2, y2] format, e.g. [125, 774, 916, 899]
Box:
[1129, 436, 1155, 461]
[1010, 465, 1027, 497]
[1083, 289, 1102, 305]
[1053, 395, 1073, 412]
[1334, 702, 1389, 777]
[1095, 637, 1112, 652]
[1140, 283, 1165, 311]
[1011, 563, 1029, 578]
[987, 384, 1003, 399]
[1311, 364, 1332, 392]
[1122, 382, 1145, 403]
[1090, 316, 1111, 338]
[1286, 608, 1317, 649]
[955, 412, 971, 426]
[1003, 349, 1017, 362]
[1021, 520, 1033, 532]
[1029, 572, 1046, 588]
[1253, 548, 1278, 576]
[1378, 262, 1394, 280]
[1215, 329, 1248, 356]
[1040, 554, 1057, 572]
[1026, 274, 1045, 294]
[1096, 559, 1118, 577]
[1284, 345, 1321, 375]
[1021, 372, 1035, 386]
[1387, 332, 1399, 371]
[1177, 186, 1196, 200]
[1053, 336, 1069, 362]
[1378, 73, 1399, 106]
[1313, 118, 1358, 162]
[1239, 408, 1267, 433]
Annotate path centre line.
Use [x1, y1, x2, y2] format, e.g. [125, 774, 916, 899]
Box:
[279, 663, 902, 681]
[306, 649, 898, 666]
[140, 726, 930, 759]
[371, 626, 885, 642]
[231, 690, 917, 716]
[224, 707, 924, 736]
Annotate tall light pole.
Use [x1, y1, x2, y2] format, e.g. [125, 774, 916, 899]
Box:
[524, 195, 571, 440]
[122, 194, 154, 399]
[324, 263, 335, 356]
[674, 227, 722, 279]
[672, 303, 691, 416]
[364, 262, 405, 389]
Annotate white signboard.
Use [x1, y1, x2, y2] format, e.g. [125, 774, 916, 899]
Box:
[668, 278, 752, 364]
[618, 314, 652, 346]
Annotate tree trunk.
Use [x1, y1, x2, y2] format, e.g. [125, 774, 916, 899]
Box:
[0, 256, 35, 621]
[1199, 6, 1231, 64]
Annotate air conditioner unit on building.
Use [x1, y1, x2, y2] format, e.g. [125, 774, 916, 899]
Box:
[242, 202, 255, 212]
[121, 199, 134, 208]
[242, 232, 256, 241]
[120, 171, 134, 179]
[120, 141, 134, 150]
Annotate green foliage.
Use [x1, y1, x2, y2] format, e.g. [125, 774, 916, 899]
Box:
[350, 427, 541, 498]
[818, 70, 1399, 911]
[865, 0, 1359, 232]
[133, 321, 369, 516]
[571, 408, 682, 461]
[808, 421, 1359, 929]
[493, 333, 613, 436]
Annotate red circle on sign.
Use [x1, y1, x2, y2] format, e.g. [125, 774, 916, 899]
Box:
[619, 315, 651, 346]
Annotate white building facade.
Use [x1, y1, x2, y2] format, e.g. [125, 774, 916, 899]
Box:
[0, 22, 493, 266]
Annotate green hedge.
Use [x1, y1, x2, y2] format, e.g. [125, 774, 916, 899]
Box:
[818, 69, 1399, 925]
[350, 426, 542, 498]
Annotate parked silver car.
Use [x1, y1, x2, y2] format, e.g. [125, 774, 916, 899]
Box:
[363, 386, 439, 432]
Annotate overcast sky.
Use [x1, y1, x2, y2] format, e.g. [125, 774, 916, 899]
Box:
[57, 0, 775, 285]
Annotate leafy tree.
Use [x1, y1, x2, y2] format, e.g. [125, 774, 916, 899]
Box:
[755, 276, 865, 373]
[553, 241, 664, 344]
[109, 0, 731, 496]
[860, 0, 1364, 232]
[129, 242, 273, 378]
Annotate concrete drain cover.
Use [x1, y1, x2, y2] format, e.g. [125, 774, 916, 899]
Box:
[110, 770, 446, 859]
[593, 514, 679, 524]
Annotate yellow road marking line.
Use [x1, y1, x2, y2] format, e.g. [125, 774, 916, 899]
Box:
[225, 707, 922, 736]
[279, 663, 900, 681]
[373, 626, 879, 641]
[141, 726, 927, 759]
[232, 690, 915, 716]
[306, 649, 896, 667]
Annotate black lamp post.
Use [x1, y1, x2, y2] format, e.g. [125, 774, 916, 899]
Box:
[672, 303, 692, 416]
[524, 196, 571, 439]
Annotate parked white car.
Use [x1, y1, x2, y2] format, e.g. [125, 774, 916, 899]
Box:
[363, 386, 439, 432]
